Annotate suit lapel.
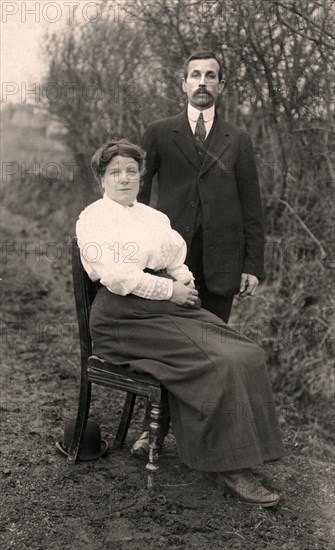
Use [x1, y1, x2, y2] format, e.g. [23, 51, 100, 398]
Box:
[172, 111, 201, 169]
[199, 115, 231, 177]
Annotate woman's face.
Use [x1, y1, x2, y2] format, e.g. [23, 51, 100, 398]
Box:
[101, 155, 140, 206]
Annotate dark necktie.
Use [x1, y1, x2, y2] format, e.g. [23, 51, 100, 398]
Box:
[194, 112, 206, 143]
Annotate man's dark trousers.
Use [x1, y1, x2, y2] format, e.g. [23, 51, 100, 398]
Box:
[188, 226, 233, 323]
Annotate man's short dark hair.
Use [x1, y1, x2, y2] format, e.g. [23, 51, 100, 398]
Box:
[184, 51, 223, 81]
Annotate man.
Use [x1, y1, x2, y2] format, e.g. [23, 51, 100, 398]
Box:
[132, 53, 280, 507]
[138, 50, 264, 323]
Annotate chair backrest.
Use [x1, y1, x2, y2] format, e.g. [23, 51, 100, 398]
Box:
[71, 237, 101, 365]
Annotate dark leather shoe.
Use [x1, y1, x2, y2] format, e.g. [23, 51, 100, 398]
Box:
[217, 469, 280, 507]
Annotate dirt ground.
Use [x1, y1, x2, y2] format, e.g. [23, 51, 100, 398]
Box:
[1, 204, 334, 550]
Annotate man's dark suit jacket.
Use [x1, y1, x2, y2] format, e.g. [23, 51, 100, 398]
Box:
[138, 110, 264, 297]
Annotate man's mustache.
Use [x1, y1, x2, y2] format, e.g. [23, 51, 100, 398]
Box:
[195, 88, 212, 96]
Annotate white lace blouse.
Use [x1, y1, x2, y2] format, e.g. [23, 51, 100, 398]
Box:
[76, 195, 194, 300]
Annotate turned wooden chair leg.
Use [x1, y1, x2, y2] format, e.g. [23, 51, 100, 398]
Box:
[146, 400, 162, 490]
[68, 378, 92, 463]
[114, 392, 136, 448]
[159, 388, 170, 445]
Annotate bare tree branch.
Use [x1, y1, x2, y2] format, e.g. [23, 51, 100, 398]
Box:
[270, 198, 327, 259]
[274, 0, 335, 53]
[274, 0, 335, 41]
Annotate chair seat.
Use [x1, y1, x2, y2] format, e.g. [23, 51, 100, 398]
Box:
[88, 355, 162, 398]
[88, 355, 161, 386]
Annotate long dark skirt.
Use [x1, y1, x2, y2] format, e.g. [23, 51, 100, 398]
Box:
[90, 288, 284, 472]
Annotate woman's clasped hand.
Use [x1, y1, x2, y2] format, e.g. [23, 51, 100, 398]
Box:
[170, 280, 198, 306]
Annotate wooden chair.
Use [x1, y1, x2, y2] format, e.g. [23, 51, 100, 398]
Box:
[68, 237, 168, 488]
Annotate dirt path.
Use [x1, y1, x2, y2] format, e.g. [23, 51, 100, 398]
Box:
[1, 206, 334, 550]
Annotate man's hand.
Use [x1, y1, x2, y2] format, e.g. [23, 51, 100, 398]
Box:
[239, 273, 259, 297]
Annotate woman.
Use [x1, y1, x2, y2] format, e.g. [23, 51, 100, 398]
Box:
[76, 139, 284, 507]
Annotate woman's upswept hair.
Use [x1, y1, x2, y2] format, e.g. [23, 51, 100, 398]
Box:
[91, 139, 146, 183]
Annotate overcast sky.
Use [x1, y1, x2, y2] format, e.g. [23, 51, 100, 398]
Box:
[1, 14, 48, 85]
[1, 1, 106, 103]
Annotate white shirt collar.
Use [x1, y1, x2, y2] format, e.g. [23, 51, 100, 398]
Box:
[187, 104, 215, 123]
[103, 193, 137, 209]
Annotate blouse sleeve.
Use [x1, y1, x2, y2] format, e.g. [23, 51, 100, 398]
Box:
[153, 210, 194, 285]
[167, 239, 194, 284]
[76, 210, 173, 300]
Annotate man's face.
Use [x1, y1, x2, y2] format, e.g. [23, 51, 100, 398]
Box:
[182, 58, 224, 110]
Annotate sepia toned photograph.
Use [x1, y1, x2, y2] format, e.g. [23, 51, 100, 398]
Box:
[1, 1, 334, 548]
